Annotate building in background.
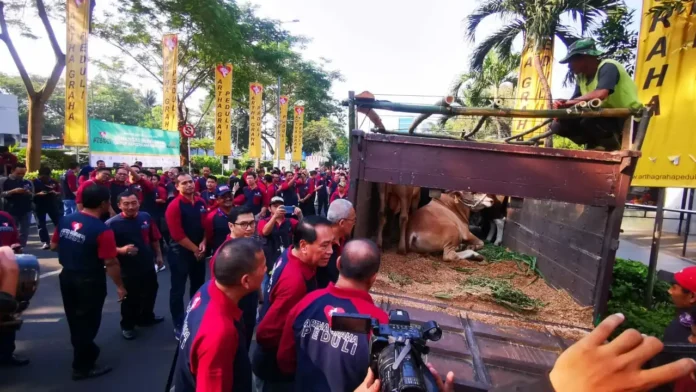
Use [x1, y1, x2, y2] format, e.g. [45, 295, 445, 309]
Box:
[0, 94, 20, 146]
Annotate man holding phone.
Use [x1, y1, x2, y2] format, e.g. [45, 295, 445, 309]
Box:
[258, 197, 302, 289]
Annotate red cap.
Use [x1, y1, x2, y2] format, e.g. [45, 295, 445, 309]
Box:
[674, 266, 696, 292]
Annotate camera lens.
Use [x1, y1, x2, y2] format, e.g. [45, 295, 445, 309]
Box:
[422, 321, 442, 342]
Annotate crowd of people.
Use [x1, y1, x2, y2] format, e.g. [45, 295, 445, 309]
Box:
[0, 158, 696, 391]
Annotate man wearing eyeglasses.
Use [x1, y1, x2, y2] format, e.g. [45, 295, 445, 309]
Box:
[208, 205, 260, 349]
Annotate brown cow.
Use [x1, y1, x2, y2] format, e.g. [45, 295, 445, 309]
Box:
[406, 191, 494, 261]
[376, 184, 421, 254]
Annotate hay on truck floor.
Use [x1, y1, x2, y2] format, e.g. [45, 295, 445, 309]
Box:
[372, 249, 594, 330]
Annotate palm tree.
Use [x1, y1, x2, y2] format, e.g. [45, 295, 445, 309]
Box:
[465, 0, 621, 110]
[448, 50, 520, 138]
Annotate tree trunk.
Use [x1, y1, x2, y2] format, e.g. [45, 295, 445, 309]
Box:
[532, 53, 554, 148]
[26, 96, 45, 171]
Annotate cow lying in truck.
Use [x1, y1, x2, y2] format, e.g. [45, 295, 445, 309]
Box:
[406, 191, 494, 261]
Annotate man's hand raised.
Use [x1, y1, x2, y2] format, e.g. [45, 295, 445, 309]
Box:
[550, 313, 696, 392]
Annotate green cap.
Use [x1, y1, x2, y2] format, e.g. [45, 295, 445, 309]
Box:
[559, 38, 604, 64]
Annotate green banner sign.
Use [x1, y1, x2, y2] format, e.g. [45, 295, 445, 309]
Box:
[89, 119, 179, 155]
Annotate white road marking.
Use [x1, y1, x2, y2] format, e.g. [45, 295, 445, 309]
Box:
[39, 269, 62, 279]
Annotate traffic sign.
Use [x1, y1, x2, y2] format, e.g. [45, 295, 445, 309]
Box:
[181, 124, 195, 138]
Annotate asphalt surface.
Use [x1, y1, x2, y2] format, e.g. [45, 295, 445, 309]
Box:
[0, 224, 180, 392]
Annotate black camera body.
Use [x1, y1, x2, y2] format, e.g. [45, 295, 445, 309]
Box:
[332, 309, 443, 392]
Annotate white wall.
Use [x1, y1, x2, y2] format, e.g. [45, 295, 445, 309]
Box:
[0, 94, 20, 139]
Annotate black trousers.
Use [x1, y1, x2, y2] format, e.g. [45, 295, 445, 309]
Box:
[59, 270, 106, 372]
[121, 269, 159, 330]
[300, 194, 315, 217]
[168, 246, 205, 328]
[317, 196, 328, 217]
[35, 204, 62, 244]
[0, 328, 15, 359]
[551, 117, 624, 150]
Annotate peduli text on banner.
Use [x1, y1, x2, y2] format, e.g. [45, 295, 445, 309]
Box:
[64, 0, 91, 147]
[214, 64, 233, 156]
[162, 34, 178, 131]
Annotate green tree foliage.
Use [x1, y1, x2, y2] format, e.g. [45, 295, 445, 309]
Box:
[328, 134, 349, 165]
[465, 0, 621, 110]
[302, 117, 343, 155]
[0, 71, 162, 137]
[189, 138, 214, 155]
[94, 0, 341, 163]
[593, 7, 637, 76]
[0, 0, 65, 170]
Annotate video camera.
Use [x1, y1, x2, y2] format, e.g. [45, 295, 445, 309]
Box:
[332, 309, 443, 392]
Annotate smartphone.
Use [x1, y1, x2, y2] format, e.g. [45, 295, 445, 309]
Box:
[284, 205, 296, 217]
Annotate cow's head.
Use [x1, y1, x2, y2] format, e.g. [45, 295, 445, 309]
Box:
[450, 191, 494, 212]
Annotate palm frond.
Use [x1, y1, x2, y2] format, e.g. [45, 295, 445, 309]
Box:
[555, 24, 581, 47]
[464, 0, 518, 42]
[470, 20, 524, 71]
[563, 0, 622, 33]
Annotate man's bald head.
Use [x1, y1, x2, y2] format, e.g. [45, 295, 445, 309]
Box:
[339, 239, 381, 282]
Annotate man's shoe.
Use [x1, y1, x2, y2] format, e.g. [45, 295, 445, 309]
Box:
[0, 354, 29, 367]
[122, 329, 136, 340]
[41, 243, 50, 250]
[137, 316, 165, 327]
[72, 365, 112, 381]
[0, 292, 18, 314]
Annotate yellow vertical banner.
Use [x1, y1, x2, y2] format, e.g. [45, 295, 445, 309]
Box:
[64, 0, 91, 146]
[275, 96, 289, 161]
[512, 40, 554, 139]
[248, 83, 263, 159]
[292, 106, 305, 162]
[214, 64, 233, 156]
[162, 34, 178, 131]
[631, 1, 696, 187]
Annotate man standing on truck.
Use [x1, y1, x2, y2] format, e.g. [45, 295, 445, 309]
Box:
[552, 38, 642, 151]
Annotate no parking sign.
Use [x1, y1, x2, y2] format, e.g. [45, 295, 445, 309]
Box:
[180, 124, 195, 138]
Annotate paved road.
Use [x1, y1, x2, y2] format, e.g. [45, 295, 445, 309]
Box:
[0, 226, 179, 392]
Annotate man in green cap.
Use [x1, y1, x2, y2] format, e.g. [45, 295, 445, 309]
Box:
[552, 38, 641, 151]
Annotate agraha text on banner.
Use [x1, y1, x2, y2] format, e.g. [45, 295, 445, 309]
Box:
[512, 40, 554, 139]
[214, 64, 233, 156]
[64, 0, 91, 146]
[248, 83, 263, 159]
[162, 34, 178, 131]
[292, 106, 305, 162]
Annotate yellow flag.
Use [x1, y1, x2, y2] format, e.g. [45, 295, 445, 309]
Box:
[64, 0, 91, 146]
[275, 96, 289, 161]
[248, 83, 263, 159]
[632, 1, 696, 187]
[512, 40, 554, 139]
[292, 106, 305, 162]
[162, 34, 178, 131]
[214, 64, 233, 156]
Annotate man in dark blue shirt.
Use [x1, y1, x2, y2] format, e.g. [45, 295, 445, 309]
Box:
[165, 173, 208, 339]
[204, 185, 235, 253]
[33, 166, 62, 250]
[200, 175, 219, 209]
[173, 238, 266, 392]
[277, 239, 387, 392]
[0, 163, 34, 247]
[107, 190, 165, 340]
[50, 185, 126, 381]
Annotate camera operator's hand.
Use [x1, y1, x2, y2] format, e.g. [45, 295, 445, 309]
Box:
[353, 368, 380, 392]
[427, 363, 455, 392]
[549, 313, 696, 392]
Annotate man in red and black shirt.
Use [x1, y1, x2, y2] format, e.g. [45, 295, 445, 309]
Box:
[165, 173, 208, 338]
[262, 171, 282, 209]
[106, 190, 164, 340]
[109, 164, 154, 214]
[76, 167, 113, 215]
[62, 162, 79, 215]
[258, 197, 302, 293]
[172, 238, 266, 392]
[199, 175, 219, 209]
[277, 239, 387, 392]
[203, 186, 235, 253]
[50, 185, 126, 380]
[194, 166, 211, 194]
[317, 199, 356, 288]
[277, 171, 299, 208]
[233, 172, 265, 217]
[252, 216, 334, 389]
